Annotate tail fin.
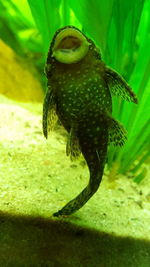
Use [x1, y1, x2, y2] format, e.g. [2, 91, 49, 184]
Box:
[53, 133, 108, 216]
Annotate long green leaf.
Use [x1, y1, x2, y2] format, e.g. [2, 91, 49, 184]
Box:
[27, 0, 61, 52]
[69, 0, 115, 52]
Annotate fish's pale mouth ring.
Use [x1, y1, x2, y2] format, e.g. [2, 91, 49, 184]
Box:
[52, 28, 90, 64]
[57, 36, 82, 51]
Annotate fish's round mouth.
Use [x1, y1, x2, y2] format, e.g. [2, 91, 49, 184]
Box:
[57, 36, 82, 51]
[52, 28, 90, 64]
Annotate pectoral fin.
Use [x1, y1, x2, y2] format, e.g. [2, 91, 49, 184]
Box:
[42, 85, 57, 138]
[105, 67, 138, 104]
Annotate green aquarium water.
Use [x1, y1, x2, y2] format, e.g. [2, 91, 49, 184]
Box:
[0, 0, 150, 266]
[1, 0, 149, 176]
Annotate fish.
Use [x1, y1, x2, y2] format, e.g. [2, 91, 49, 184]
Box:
[43, 26, 138, 216]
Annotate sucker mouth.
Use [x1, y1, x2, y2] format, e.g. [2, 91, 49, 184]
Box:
[52, 28, 90, 64]
[58, 36, 81, 50]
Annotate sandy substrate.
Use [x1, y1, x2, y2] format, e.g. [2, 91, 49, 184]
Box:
[0, 95, 150, 266]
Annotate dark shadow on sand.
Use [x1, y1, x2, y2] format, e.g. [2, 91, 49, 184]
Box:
[0, 211, 150, 267]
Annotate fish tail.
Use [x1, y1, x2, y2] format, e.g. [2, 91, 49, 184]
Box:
[53, 134, 108, 216]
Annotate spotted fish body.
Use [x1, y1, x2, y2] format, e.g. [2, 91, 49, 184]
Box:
[43, 26, 137, 216]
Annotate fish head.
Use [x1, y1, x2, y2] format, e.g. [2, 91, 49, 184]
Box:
[50, 26, 91, 64]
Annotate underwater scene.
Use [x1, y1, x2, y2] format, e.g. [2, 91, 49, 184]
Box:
[0, 0, 150, 266]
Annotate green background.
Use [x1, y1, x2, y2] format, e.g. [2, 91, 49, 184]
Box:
[0, 0, 149, 178]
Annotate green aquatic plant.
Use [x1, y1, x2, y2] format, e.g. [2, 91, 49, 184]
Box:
[0, 0, 41, 56]
[3, 0, 149, 178]
[0, 0, 45, 84]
